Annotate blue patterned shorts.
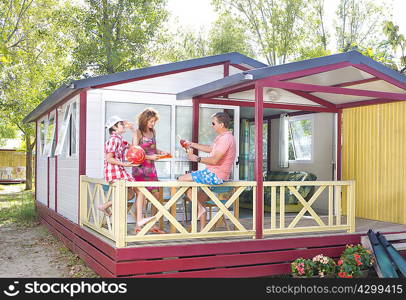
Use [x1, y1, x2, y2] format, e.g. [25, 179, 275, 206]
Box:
[191, 168, 224, 185]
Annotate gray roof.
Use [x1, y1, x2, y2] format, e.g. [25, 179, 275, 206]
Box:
[176, 50, 406, 100]
[23, 52, 267, 123]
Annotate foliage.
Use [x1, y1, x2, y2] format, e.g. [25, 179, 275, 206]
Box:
[208, 12, 254, 57]
[0, 122, 17, 147]
[154, 26, 210, 63]
[0, 0, 77, 190]
[212, 0, 314, 65]
[335, 0, 391, 52]
[312, 254, 337, 278]
[69, 0, 168, 77]
[291, 257, 316, 277]
[382, 21, 406, 73]
[337, 244, 374, 278]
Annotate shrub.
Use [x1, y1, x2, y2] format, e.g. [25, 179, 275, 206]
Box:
[291, 258, 316, 277]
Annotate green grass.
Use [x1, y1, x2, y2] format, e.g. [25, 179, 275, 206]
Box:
[0, 186, 37, 227]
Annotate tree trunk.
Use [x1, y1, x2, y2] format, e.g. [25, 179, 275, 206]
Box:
[25, 135, 33, 191]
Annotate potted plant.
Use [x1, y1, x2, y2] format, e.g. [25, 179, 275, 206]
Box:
[338, 244, 374, 278]
[312, 254, 337, 278]
[291, 257, 316, 278]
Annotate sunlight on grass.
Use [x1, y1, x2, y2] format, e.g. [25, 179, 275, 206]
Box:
[0, 186, 37, 227]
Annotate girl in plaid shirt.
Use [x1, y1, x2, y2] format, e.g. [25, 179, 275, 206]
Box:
[99, 116, 153, 229]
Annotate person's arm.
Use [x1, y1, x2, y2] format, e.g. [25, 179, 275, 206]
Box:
[187, 148, 226, 166]
[187, 141, 212, 153]
[132, 129, 142, 146]
[106, 152, 135, 167]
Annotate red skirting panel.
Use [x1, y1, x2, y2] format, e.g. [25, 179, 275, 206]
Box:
[37, 201, 406, 278]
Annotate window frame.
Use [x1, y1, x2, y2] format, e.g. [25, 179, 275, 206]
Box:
[43, 111, 57, 158]
[54, 100, 79, 158]
[287, 114, 314, 164]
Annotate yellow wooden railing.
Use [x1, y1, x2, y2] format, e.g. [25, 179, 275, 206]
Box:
[79, 176, 355, 247]
[263, 181, 355, 235]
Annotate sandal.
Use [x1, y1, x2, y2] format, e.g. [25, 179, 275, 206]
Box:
[150, 227, 166, 234]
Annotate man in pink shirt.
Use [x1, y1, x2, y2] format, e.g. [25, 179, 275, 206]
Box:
[178, 112, 236, 230]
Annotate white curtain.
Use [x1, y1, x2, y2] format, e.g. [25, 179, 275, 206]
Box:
[278, 113, 289, 168]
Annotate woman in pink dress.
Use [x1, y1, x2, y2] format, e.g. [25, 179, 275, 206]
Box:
[132, 108, 169, 233]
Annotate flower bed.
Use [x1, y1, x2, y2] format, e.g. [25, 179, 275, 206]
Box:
[290, 244, 374, 278]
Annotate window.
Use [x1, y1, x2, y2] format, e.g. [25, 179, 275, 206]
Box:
[105, 101, 172, 179]
[55, 101, 78, 157]
[39, 120, 46, 156]
[69, 102, 77, 156]
[43, 113, 56, 157]
[287, 116, 313, 161]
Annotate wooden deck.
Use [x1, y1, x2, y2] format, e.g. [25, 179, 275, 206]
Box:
[38, 202, 406, 277]
[97, 209, 406, 248]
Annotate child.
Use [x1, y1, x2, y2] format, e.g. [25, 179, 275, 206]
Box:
[99, 115, 153, 229]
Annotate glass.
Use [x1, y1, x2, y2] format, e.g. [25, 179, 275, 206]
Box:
[175, 106, 192, 159]
[105, 102, 172, 152]
[288, 119, 312, 160]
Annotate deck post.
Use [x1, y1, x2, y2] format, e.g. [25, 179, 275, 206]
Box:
[337, 110, 342, 180]
[192, 98, 199, 171]
[254, 83, 264, 239]
[114, 180, 126, 247]
[349, 180, 356, 233]
[79, 175, 87, 226]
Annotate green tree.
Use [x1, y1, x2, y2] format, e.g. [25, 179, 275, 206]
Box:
[213, 0, 314, 65]
[154, 26, 210, 63]
[70, 0, 168, 77]
[335, 0, 391, 52]
[383, 21, 406, 73]
[0, 0, 34, 68]
[0, 0, 75, 190]
[0, 122, 17, 148]
[208, 12, 254, 57]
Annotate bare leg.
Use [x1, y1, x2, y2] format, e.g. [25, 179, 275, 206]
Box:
[179, 173, 208, 231]
[135, 189, 154, 228]
[98, 201, 112, 216]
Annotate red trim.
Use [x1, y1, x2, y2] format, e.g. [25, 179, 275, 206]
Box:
[117, 233, 361, 261]
[119, 246, 345, 277]
[99, 88, 176, 95]
[198, 98, 337, 112]
[47, 156, 50, 208]
[258, 79, 406, 100]
[286, 89, 337, 110]
[230, 63, 251, 71]
[35, 121, 38, 203]
[267, 119, 271, 171]
[275, 62, 352, 81]
[337, 98, 402, 109]
[55, 109, 58, 212]
[92, 62, 228, 89]
[78, 91, 87, 223]
[223, 61, 230, 77]
[191, 98, 199, 171]
[254, 84, 264, 239]
[337, 110, 342, 180]
[333, 77, 379, 87]
[196, 82, 255, 99]
[36, 90, 83, 123]
[352, 63, 406, 90]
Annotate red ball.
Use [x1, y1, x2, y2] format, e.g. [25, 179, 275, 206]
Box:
[126, 146, 145, 165]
